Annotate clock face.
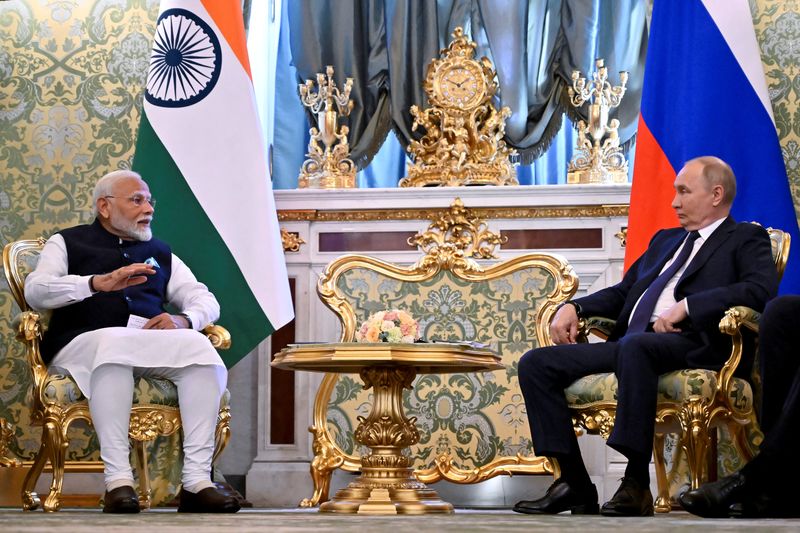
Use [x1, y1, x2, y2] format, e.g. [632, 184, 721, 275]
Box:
[438, 62, 485, 108]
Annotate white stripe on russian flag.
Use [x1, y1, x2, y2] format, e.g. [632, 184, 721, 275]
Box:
[702, 0, 774, 124]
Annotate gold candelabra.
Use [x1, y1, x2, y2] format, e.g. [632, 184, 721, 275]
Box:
[297, 66, 356, 189]
[567, 58, 629, 184]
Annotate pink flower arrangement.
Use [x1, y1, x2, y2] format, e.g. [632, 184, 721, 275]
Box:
[356, 309, 420, 343]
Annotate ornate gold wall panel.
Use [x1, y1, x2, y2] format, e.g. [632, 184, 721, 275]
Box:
[278, 205, 630, 222]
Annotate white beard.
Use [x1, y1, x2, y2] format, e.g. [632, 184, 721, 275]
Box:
[110, 211, 152, 241]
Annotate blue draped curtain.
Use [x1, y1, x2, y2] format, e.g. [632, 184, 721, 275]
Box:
[268, 0, 647, 189]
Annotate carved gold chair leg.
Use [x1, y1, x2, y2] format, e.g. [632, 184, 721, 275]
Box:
[132, 439, 152, 510]
[212, 406, 232, 464]
[21, 432, 49, 511]
[652, 432, 672, 513]
[42, 419, 69, 512]
[679, 397, 712, 491]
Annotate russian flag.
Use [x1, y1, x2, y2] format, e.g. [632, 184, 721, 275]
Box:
[626, 0, 800, 293]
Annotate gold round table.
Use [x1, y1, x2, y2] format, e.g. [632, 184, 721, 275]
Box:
[271, 342, 503, 515]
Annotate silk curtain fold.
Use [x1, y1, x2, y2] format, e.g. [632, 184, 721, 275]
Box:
[281, 0, 647, 182]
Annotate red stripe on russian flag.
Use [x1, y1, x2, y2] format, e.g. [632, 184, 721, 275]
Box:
[624, 117, 679, 271]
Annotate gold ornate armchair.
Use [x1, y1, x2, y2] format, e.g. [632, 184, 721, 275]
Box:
[303, 199, 578, 506]
[2, 238, 233, 512]
[566, 226, 790, 512]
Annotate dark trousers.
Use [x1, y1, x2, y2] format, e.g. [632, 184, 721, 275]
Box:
[751, 296, 800, 467]
[519, 332, 709, 459]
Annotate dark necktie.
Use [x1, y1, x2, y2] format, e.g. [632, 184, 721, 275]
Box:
[627, 231, 701, 334]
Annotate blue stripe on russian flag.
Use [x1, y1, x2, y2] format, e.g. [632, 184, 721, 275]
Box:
[641, 0, 800, 293]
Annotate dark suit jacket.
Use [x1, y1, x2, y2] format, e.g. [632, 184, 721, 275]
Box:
[574, 217, 779, 367]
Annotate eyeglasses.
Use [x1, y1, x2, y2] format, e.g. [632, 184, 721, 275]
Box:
[104, 195, 156, 208]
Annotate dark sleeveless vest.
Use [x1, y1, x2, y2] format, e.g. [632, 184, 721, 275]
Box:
[40, 219, 173, 364]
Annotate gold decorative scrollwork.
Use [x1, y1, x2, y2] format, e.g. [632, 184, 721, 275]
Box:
[281, 228, 305, 252]
[300, 425, 346, 508]
[401, 28, 517, 187]
[571, 408, 617, 439]
[128, 408, 182, 441]
[212, 405, 232, 464]
[409, 198, 507, 272]
[615, 227, 627, 247]
[202, 324, 232, 350]
[277, 204, 630, 223]
[0, 418, 21, 467]
[414, 452, 554, 484]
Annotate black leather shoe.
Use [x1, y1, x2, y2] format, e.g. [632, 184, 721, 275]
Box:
[729, 491, 799, 519]
[177, 486, 241, 513]
[513, 478, 599, 515]
[102, 485, 140, 514]
[600, 477, 654, 516]
[678, 471, 747, 518]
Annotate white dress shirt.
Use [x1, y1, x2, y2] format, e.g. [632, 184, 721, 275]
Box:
[630, 217, 728, 324]
[25, 233, 220, 331]
[23, 233, 225, 398]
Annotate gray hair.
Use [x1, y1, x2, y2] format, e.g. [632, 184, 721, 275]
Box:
[687, 156, 737, 205]
[92, 170, 143, 215]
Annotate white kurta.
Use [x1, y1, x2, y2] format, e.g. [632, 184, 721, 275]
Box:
[24, 234, 226, 398]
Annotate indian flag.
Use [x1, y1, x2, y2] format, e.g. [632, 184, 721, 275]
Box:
[132, 0, 294, 367]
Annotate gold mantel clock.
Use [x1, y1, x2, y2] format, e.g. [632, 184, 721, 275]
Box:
[401, 27, 517, 187]
[433, 60, 486, 110]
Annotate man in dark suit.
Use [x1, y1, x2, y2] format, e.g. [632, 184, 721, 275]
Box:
[680, 295, 800, 518]
[512, 156, 779, 517]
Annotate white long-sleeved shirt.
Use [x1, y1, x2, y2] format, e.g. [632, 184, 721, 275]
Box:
[24, 233, 220, 331]
[629, 216, 728, 324]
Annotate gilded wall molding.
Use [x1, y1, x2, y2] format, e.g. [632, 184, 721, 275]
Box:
[278, 204, 629, 223]
[281, 228, 306, 252]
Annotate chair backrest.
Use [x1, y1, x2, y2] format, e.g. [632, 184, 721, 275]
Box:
[314, 199, 578, 481]
[1, 238, 86, 463]
[3, 238, 46, 313]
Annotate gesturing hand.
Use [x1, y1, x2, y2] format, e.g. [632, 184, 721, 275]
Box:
[143, 312, 190, 330]
[92, 263, 156, 292]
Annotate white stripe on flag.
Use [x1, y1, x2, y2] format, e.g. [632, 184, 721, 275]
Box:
[143, 1, 292, 328]
[702, 0, 774, 124]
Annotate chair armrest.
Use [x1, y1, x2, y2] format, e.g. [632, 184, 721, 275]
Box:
[203, 324, 231, 350]
[718, 305, 760, 336]
[577, 316, 616, 342]
[716, 306, 761, 398]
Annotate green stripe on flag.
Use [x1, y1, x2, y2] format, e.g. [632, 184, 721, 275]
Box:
[133, 112, 273, 368]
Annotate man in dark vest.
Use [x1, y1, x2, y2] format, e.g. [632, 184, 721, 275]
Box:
[512, 156, 778, 517]
[25, 170, 239, 513]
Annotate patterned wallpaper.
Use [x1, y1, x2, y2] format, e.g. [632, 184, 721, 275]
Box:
[753, 0, 800, 216]
[0, 0, 160, 459]
[0, 0, 798, 462]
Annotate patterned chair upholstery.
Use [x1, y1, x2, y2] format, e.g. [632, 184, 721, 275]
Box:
[302, 199, 578, 507]
[2, 238, 233, 512]
[567, 226, 789, 513]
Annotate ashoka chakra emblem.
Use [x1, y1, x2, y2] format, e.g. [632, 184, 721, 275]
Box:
[145, 8, 222, 108]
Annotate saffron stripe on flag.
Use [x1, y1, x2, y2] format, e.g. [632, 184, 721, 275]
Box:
[133, 0, 293, 367]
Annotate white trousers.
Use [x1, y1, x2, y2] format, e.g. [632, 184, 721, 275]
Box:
[88, 363, 226, 489]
